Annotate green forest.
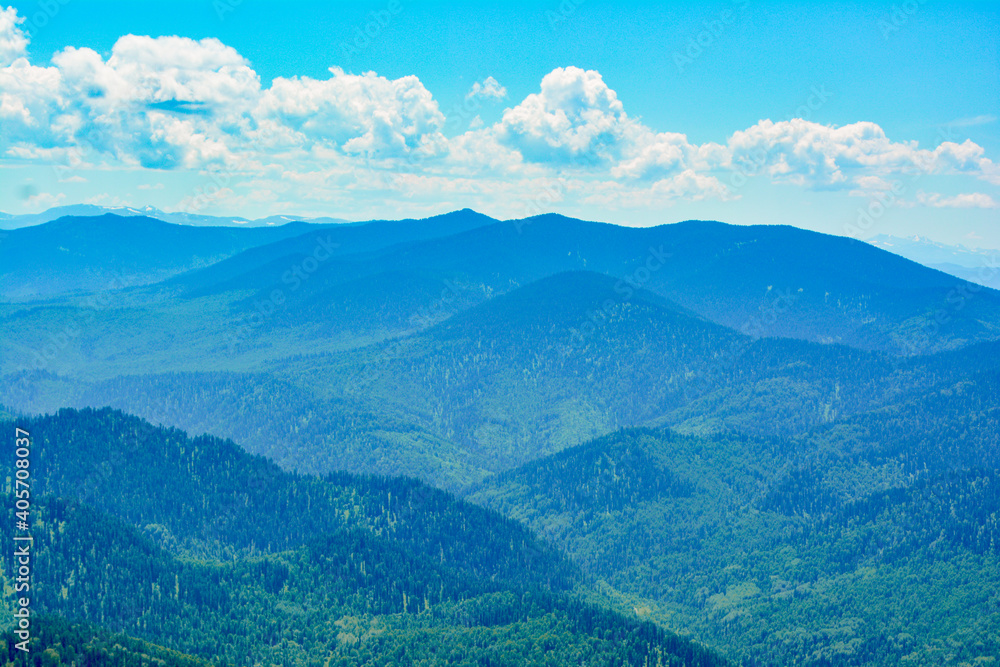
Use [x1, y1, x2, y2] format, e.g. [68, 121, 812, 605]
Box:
[2, 211, 1000, 665]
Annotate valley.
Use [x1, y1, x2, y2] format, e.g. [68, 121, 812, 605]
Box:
[2, 210, 999, 666]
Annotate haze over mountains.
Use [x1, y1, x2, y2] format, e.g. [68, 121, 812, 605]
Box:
[0, 204, 350, 230]
[3, 208, 1000, 665]
[866, 234, 1000, 290]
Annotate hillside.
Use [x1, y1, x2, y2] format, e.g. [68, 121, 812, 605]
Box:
[176, 213, 1000, 354]
[1, 617, 213, 667]
[0, 408, 728, 666]
[468, 371, 1000, 665]
[0, 214, 319, 299]
[4, 271, 994, 490]
[170, 208, 499, 298]
[2, 209, 999, 664]
[4, 213, 999, 383]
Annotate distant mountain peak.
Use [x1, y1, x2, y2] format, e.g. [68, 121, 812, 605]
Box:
[0, 204, 351, 230]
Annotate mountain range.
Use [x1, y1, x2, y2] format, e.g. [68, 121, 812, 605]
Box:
[0, 204, 350, 230]
[866, 233, 1000, 290]
[2, 209, 999, 665]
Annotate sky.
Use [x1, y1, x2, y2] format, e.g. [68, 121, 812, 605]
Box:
[0, 0, 998, 246]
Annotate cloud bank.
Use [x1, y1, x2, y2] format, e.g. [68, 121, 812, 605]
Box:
[0, 5, 996, 217]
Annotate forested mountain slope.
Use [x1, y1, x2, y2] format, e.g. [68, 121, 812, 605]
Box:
[469, 370, 1000, 665]
[0, 408, 728, 666]
[4, 271, 996, 490]
[179, 214, 1000, 353]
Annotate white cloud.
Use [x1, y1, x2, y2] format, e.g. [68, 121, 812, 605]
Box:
[23, 191, 65, 211]
[0, 5, 26, 67]
[945, 114, 997, 128]
[0, 6, 996, 218]
[725, 119, 999, 189]
[466, 76, 507, 101]
[611, 130, 726, 180]
[84, 193, 134, 207]
[257, 67, 445, 158]
[496, 66, 631, 164]
[0, 18, 445, 167]
[582, 170, 733, 210]
[916, 191, 998, 209]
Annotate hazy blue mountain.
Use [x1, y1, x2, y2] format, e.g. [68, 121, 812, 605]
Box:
[0, 204, 351, 229]
[170, 208, 500, 297]
[189, 214, 1000, 354]
[469, 394, 1000, 665]
[2, 207, 999, 665]
[867, 233, 1000, 290]
[9, 271, 988, 492]
[0, 209, 500, 301]
[0, 214, 322, 299]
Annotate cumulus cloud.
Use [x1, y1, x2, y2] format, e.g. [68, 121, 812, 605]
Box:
[489, 66, 724, 183]
[726, 119, 999, 189]
[258, 67, 445, 158]
[0, 13, 444, 167]
[916, 191, 998, 209]
[0, 5, 26, 66]
[0, 3, 996, 217]
[612, 130, 726, 180]
[496, 66, 631, 164]
[466, 76, 507, 101]
[0, 34, 259, 169]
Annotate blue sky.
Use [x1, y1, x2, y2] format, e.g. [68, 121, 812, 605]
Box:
[0, 0, 998, 246]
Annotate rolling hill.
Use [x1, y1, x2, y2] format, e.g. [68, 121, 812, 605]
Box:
[0, 407, 728, 666]
[172, 213, 1000, 354]
[3, 208, 1000, 665]
[8, 271, 988, 492]
[468, 405, 1000, 665]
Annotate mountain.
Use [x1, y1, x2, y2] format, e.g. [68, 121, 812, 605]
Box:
[3, 207, 999, 664]
[0, 209, 500, 302]
[187, 214, 1000, 354]
[12, 271, 986, 493]
[469, 404, 1000, 665]
[4, 214, 998, 388]
[3, 268, 996, 490]
[867, 234, 1000, 290]
[0, 407, 728, 666]
[0, 204, 351, 230]
[170, 208, 501, 299]
[0, 214, 324, 299]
